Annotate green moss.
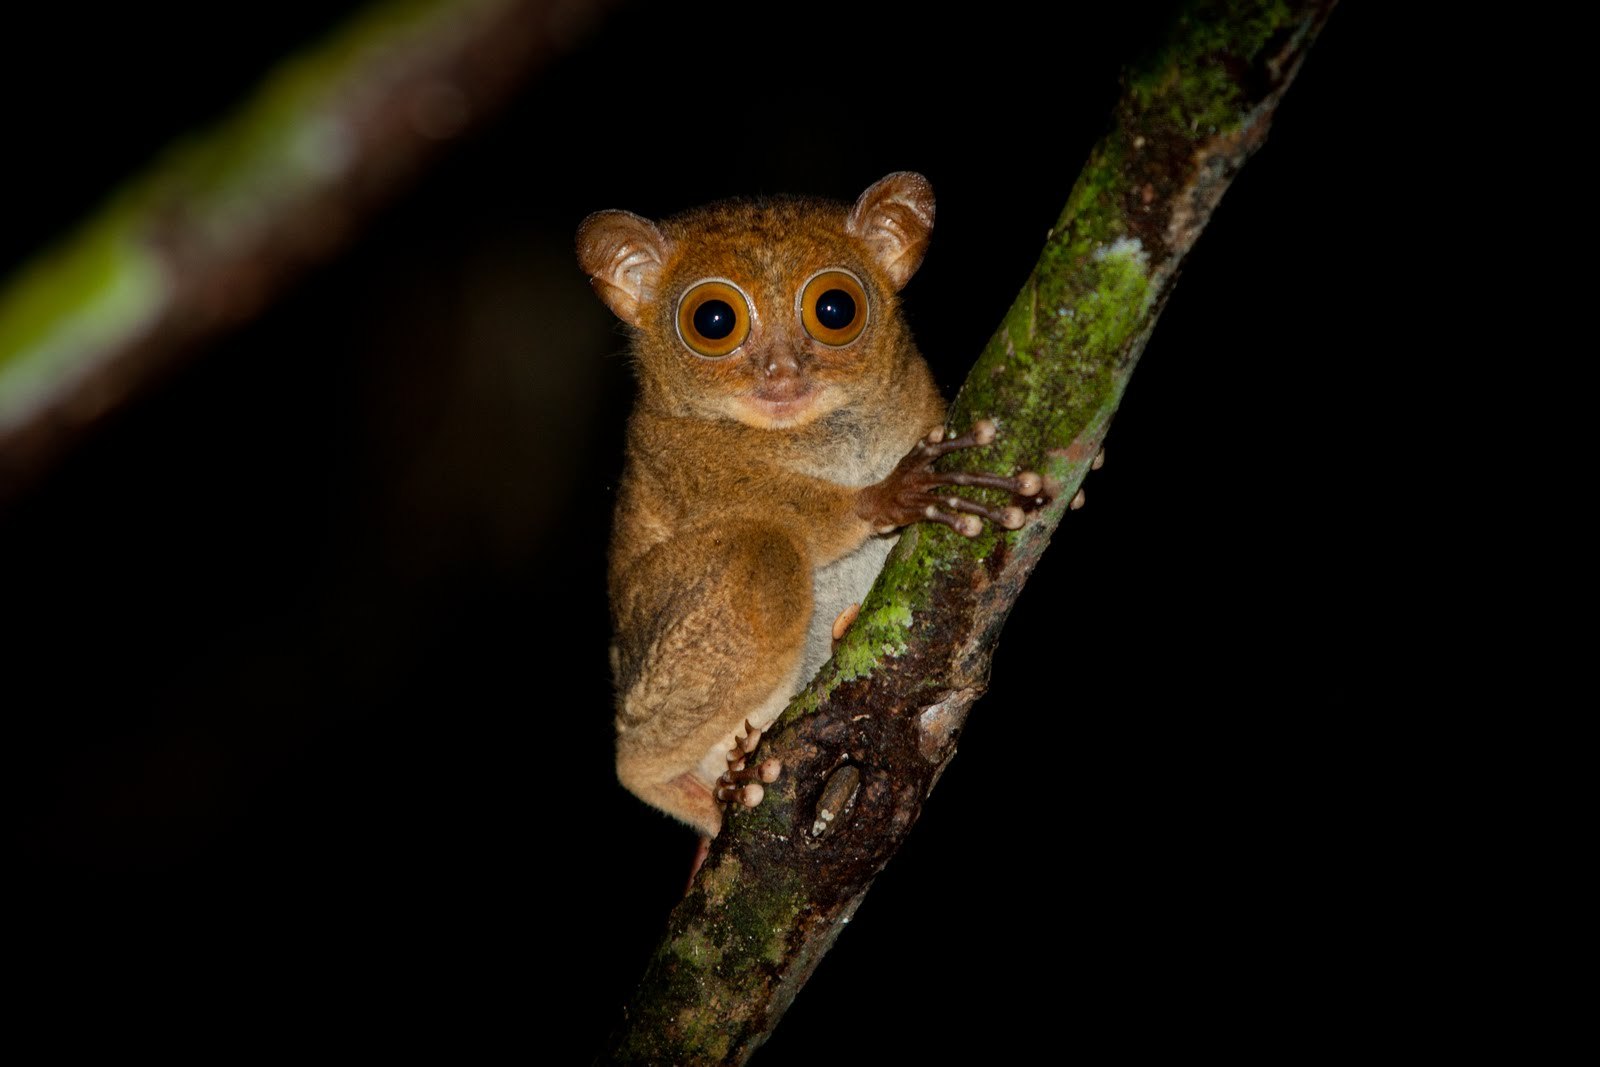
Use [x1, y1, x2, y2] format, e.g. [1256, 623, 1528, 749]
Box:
[733, 785, 791, 838]
[712, 872, 804, 971]
[639, 881, 792, 1058]
[1053, 137, 1128, 245]
[954, 222, 1149, 462]
[620, 929, 727, 1061]
[702, 1030, 732, 1061]
[669, 925, 718, 967]
[832, 589, 915, 681]
[699, 854, 741, 907]
[1174, 0, 1295, 64]
[1128, 0, 1298, 136]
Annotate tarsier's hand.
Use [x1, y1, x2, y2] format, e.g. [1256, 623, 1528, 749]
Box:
[855, 419, 1048, 537]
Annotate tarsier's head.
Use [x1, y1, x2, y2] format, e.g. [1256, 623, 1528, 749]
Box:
[577, 172, 934, 430]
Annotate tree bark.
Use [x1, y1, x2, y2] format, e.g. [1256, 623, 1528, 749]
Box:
[603, 1, 1337, 1062]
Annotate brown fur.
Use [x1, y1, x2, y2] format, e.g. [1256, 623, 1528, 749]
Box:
[579, 174, 946, 835]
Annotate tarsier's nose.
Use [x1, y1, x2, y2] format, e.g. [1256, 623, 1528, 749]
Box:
[758, 346, 803, 380]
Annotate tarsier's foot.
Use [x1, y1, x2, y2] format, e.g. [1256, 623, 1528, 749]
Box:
[714, 719, 783, 809]
[857, 418, 1048, 537]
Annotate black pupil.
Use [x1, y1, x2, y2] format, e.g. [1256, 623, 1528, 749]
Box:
[693, 299, 737, 340]
[815, 289, 856, 331]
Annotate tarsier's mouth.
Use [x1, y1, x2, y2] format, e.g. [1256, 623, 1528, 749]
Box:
[743, 391, 813, 416]
[735, 385, 827, 428]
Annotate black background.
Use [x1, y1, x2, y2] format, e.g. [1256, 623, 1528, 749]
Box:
[5, 2, 1438, 1059]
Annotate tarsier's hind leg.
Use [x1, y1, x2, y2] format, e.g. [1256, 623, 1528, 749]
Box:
[613, 525, 810, 835]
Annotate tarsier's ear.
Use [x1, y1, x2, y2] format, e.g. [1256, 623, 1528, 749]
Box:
[576, 210, 672, 326]
[846, 172, 936, 291]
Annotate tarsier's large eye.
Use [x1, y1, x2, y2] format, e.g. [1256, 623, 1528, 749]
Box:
[677, 280, 751, 358]
[800, 270, 869, 346]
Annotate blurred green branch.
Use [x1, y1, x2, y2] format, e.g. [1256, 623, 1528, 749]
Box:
[0, 0, 607, 502]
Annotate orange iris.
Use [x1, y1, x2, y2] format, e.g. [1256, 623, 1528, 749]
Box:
[677, 280, 751, 358]
[800, 270, 868, 347]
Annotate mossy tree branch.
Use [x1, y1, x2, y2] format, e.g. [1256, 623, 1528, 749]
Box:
[604, 2, 1337, 1062]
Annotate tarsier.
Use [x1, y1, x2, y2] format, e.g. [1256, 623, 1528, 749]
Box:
[578, 173, 1045, 838]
